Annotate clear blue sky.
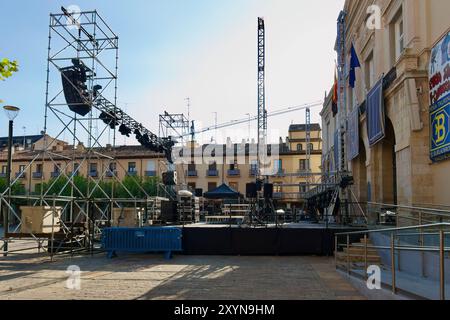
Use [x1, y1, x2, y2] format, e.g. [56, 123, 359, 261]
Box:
[0, 0, 344, 143]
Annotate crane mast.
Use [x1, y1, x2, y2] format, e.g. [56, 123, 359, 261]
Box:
[305, 107, 312, 192]
[257, 17, 267, 179]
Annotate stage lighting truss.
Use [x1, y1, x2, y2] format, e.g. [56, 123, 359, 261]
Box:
[0, 8, 177, 259]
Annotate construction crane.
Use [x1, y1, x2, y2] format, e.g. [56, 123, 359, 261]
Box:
[183, 101, 322, 139]
[305, 107, 312, 192]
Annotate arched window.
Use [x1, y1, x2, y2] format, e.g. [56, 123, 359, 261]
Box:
[296, 144, 303, 151]
[308, 143, 314, 151]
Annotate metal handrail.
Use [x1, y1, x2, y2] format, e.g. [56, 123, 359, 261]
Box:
[368, 202, 450, 216]
[336, 222, 450, 236]
[338, 243, 450, 252]
[335, 222, 449, 300]
[413, 203, 450, 210]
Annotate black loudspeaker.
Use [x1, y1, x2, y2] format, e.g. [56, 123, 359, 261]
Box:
[195, 188, 203, 197]
[264, 183, 274, 199]
[61, 59, 91, 116]
[162, 171, 177, 186]
[246, 183, 257, 198]
[256, 179, 263, 191]
[161, 201, 178, 222]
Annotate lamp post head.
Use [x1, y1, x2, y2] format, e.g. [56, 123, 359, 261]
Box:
[3, 105, 20, 121]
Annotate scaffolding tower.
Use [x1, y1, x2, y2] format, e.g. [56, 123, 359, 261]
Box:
[0, 8, 167, 258]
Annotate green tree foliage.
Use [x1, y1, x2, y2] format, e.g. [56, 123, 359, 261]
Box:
[0, 177, 27, 207]
[34, 175, 159, 199]
[0, 58, 19, 103]
[114, 176, 159, 199]
[0, 58, 18, 81]
[0, 178, 26, 195]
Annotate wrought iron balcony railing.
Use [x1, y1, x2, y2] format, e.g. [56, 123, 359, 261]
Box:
[106, 170, 117, 178]
[186, 170, 198, 177]
[15, 172, 26, 179]
[227, 169, 240, 176]
[89, 171, 98, 178]
[32, 172, 43, 179]
[145, 170, 157, 177]
[206, 170, 219, 177]
[51, 171, 60, 178]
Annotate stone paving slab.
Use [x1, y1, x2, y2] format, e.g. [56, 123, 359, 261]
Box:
[0, 252, 366, 300]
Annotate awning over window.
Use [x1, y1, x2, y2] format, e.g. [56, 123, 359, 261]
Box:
[347, 107, 360, 160]
[367, 79, 386, 146]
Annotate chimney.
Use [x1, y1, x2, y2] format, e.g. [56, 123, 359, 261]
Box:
[76, 142, 85, 151]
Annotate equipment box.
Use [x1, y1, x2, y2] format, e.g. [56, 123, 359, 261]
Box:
[20, 206, 62, 234]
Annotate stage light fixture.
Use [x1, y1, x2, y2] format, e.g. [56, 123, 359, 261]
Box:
[93, 84, 102, 98]
[119, 123, 132, 137]
[99, 111, 119, 129]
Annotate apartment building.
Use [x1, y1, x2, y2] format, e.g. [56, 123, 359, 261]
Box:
[185, 124, 322, 208]
[0, 136, 166, 194]
[1, 123, 321, 208]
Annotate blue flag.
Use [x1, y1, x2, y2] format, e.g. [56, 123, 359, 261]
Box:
[349, 44, 361, 88]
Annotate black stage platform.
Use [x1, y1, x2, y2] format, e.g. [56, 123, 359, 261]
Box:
[178, 223, 365, 256]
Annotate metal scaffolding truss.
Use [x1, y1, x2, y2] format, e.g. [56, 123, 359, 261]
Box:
[0, 8, 166, 258]
[257, 17, 267, 178]
[158, 112, 192, 192]
[159, 112, 190, 144]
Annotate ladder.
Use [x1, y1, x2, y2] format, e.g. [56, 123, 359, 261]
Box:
[326, 187, 340, 223]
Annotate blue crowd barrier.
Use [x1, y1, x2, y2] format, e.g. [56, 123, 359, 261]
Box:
[101, 227, 182, 259]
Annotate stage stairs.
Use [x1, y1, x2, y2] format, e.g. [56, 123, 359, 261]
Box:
[336, 236, 383, 270]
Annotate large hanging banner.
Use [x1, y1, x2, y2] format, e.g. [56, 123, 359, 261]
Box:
[336, 11, 346, 118]
[347, 107, 360, 160]
[429, 32, 450, 162]
[367, 79, 385, 146]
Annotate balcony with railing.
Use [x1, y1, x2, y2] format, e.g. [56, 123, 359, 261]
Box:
[89, 170, 98, 178]
[15, 171, 26, 179]
[296, 169, 311, 177]
[273, 192, 283, 199]
[106, 170, 117, 178]
[32, 172, 43, 179]
[68, 171, 80, 177]
[0, 173, 6, 178]
[51, 171, 60, 178]
[186, 170, 198, 177]
[145, 170, 157, 177]
[272, 192, 304, 201]
[274, 169, 286, 177]
[227, 169, 241, 177]
[206, 169, 219, 177]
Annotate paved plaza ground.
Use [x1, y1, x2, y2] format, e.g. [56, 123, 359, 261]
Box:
[0, 247, 368, 300]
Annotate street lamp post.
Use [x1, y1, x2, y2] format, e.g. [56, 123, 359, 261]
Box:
[2, 105, 20, 256]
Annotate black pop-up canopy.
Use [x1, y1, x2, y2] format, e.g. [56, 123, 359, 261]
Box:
[203, 183, 241, 199]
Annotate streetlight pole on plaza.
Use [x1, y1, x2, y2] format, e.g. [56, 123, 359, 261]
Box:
[2, 105, 20, 256]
